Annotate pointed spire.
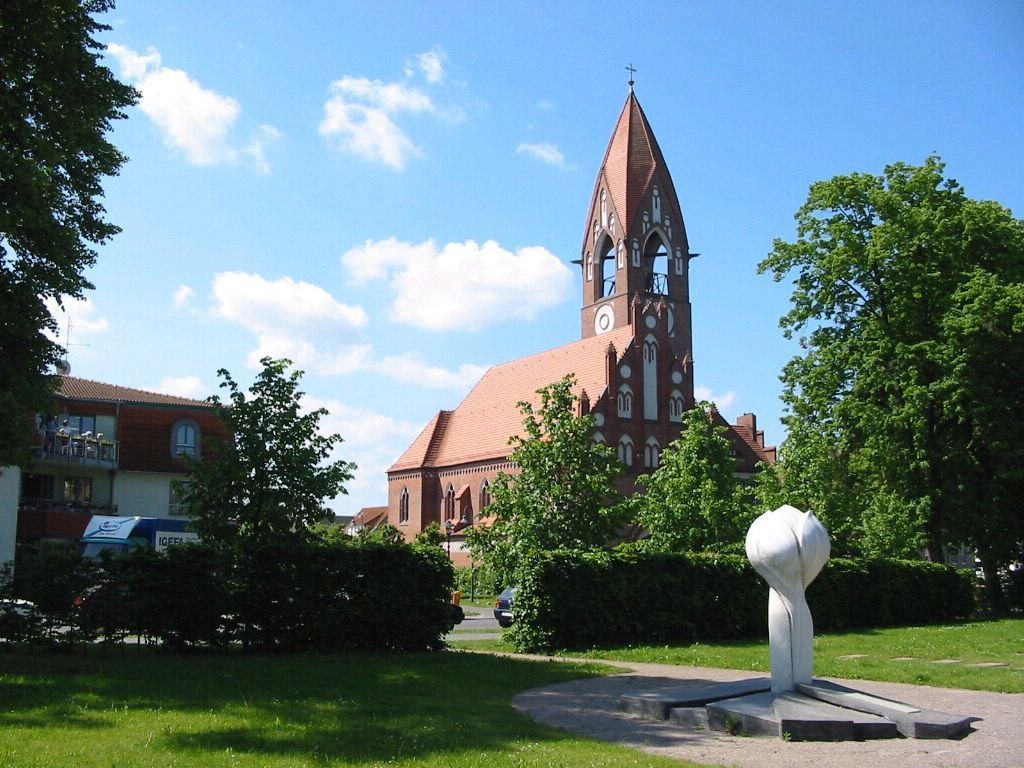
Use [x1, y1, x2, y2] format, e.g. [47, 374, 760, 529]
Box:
[587, 89, 682, 250]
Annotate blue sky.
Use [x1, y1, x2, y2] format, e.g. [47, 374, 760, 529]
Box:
[53, 1, 1024, 516]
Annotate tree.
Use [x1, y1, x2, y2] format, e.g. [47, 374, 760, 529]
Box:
[759, 156, 1024, 609]
[465, 375, 627, 581]
[634, 403, 754, 553]
[182, 358, 356, 545]
[0, 0, 136, 465]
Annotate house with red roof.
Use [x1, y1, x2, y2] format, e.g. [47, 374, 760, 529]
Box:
[8, 374, 229, 553]
[383, 88, 776, 563]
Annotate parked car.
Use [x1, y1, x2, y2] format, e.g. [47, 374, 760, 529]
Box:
[493, 586, 516, 627]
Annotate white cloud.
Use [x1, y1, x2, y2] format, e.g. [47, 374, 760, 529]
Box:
[203, 271, 478, 389]
[107, 43, 280, 173]
[517, 142, 569, 169]
[318, 349, 486, 389]
[319, 94, 422, 170]
[172, 285, 195, 312]
[414, 48, 447, 84]
[308, 397, 421, 447]
[319, 47, 461, 171]
[341, 238, 573, 331]
[44, 295, 109, 344]
[156, 375, 209, 399]
[210, 271, 368, 338]
[694, 385, 737, 413]
[208, 271, 367, 369]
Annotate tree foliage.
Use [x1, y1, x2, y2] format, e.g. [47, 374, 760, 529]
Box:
[634, 403, 755, 553]
[759, 156, 1024, 607]
[0, 0, 136, 465]
[182, 358, 356, 545]
[465, 375, 627, 582]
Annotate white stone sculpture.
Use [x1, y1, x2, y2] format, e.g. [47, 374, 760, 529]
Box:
[745, 505, 830, 693]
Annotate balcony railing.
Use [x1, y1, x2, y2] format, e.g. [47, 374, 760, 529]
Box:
[645, 272, 668, 296]
[33, 434, 119, 467]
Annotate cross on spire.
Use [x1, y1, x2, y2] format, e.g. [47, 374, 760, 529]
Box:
[625, 63, 637, 90]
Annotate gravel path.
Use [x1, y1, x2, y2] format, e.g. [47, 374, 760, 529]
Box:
[511, 659, 1024, 768]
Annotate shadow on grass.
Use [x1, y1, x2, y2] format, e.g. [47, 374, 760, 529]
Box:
[0, 648, 610, 764]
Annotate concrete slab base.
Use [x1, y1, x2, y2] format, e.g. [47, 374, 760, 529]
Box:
[620, 677, 976, 742]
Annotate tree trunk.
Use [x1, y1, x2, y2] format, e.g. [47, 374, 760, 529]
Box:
[977, 546, 1008, 616]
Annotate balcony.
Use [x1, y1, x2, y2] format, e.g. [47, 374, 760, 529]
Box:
[33, 434, 119, 468]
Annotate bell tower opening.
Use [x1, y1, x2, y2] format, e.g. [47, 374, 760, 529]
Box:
[643, 233, 669, 296]
[599, 235, 616, 298]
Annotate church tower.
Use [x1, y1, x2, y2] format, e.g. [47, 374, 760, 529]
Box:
[578, 87, 694, 368]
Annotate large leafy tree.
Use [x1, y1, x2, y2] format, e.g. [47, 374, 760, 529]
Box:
[182, 358, 356, 545]
[0, 0, 136, 465]
[759, 156, 1024, 608]
[634, 403, 754, 553]
[466, 375, 627, 581]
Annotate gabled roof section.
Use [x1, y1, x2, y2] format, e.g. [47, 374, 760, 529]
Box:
[389, 410, 451, 472]
[57, 375, 214, 408]
[390, 326, 635, 472]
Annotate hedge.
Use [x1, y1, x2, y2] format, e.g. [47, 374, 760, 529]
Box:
[2, 539, 456, 651]
[508, 550, 976, 652]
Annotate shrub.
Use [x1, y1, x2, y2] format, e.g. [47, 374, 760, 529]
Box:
[508, 550, 976, 653]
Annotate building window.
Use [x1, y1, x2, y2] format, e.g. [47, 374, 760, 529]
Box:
[399, 487, 410, 524]
[669, 390, 685, 422]
[617, 436, 634, 468]
[444, 484, 455, 521]
[60, 414, 96, 436]
[64, 477, 92, 505]
[172, 420, 200, 459]
[479, 480, 491, 511]
[643, 335, 659, 420]
[644, 438, 661, 469]
[617, 384, 633, 418]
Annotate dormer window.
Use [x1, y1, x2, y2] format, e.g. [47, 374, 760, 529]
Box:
[172, 420, 200, 459]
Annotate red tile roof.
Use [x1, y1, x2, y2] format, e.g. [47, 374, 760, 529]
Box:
[352, 506, 388, 528]
[57, 375, 214, 408]
[389, 326, 635, 471]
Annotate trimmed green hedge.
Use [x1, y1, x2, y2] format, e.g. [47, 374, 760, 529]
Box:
[508, 551, 976, 652]
[4, 539, 455, 651]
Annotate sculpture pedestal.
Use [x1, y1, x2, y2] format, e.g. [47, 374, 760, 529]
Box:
[619, 505, 976, 741]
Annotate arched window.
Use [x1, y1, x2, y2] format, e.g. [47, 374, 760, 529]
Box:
[643, 335, 659, 420]
[644, 438, 661, 469]
[617, 435, 634, 468]
[643, 233, 669, 295]
[599, 235, 616, 297]
[669, 389, 685, 423]
[592, 431, 606, 445]
[171, 420, 200, 459]
[399, 487, 410, 524]
[617, 384, 633, 418]
[444, 484, 455, 521]
[479, 480, 491, 511]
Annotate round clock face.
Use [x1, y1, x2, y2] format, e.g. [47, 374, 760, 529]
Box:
[594, 305, 615, 334]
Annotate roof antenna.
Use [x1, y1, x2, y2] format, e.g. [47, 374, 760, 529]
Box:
[625, 63, 637, 91]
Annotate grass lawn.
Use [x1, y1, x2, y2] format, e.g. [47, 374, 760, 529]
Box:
[449, 618, 1024, 693]
[0, 648, 699, 768]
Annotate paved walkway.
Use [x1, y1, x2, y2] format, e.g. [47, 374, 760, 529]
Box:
[510, 659, 1024, 768]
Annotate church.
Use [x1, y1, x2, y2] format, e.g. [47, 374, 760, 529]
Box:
[376, 86, 776, 557]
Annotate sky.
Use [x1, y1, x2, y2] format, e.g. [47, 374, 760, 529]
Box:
[52, 0, 1024, 517]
